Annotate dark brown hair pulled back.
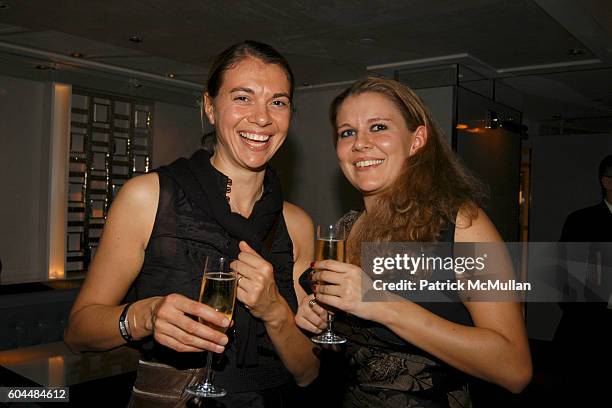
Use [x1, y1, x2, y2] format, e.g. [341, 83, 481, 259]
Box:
[202, 40, 294, 149]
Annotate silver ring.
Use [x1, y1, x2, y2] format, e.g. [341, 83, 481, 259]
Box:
[308, 298, 317, 309]
[237, 275, 243, 286]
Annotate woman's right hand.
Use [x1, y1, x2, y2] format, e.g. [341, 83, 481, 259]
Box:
[149, 293, 230, 353]
[294, 293, 328, 334]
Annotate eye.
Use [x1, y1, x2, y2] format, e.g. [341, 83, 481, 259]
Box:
[233, 95, 250, 103]
[371, 123, 387, 132]
[338, 129, 356, 139]
[271, 99, 289, 107]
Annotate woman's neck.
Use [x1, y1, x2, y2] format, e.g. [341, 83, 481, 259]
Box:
[363, 193, 378, 213]
[211, 151, 265, 217]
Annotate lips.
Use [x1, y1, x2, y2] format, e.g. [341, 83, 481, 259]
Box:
[238, 131, 271, 150]
[354, 158, 385, 168]
[239, 131, 270, 142]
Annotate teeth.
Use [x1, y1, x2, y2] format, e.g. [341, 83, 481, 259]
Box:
[239, 132, 269, 142]
[355, 159, 384, 168]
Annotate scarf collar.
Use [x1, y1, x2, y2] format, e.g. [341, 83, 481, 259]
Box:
[187, 149, 283, 259]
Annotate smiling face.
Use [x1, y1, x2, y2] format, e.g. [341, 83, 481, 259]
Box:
[335, 92, 427, 196]
[204, 57, 292, 171]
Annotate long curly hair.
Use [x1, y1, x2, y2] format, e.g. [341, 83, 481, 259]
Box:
[330, 77, 488, 264]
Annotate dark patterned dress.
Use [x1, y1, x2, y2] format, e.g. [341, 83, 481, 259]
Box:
[332, 211, 473, 408]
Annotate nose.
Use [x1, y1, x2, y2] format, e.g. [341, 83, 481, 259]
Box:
[248, 102, 272, 127]
[351, 131, 373, 151]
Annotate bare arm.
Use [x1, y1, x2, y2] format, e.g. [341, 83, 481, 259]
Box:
[265, 202, 319, 386]
[64, 173, 229, 353]
[313, 208, 532, 393]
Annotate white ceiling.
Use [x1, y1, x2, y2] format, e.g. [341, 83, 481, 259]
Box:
[0, 0, 611, 120]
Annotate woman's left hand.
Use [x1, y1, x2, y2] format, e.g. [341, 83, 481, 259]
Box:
[233, 241, 284, 322]
[313, 260, 375, 321]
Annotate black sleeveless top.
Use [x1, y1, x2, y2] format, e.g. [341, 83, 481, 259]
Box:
[125, 150, 296, 393]
[333, 210, 473, 408]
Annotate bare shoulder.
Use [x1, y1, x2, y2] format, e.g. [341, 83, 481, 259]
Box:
[103, 172, 160, 248]
[454, 205, 502, 243]
[282, 201, 314, 262]
[113, 172, 159, 208]
[72, 172, 160, 309]
[282, 201, 314, 234]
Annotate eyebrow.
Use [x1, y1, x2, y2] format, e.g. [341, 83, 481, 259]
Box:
[337, 117, 392, 128]
[229, 88, 290, 100]
[272, 92, 290, 99]
[230, 87, 254, 94]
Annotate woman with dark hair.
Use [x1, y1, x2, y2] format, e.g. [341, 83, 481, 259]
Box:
[64, 40, 318, 407]
[295, 77, 532, 407]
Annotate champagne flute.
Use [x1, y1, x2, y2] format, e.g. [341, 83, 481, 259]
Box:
[184, 256, 237, 398]
[311, 224, 347, 345]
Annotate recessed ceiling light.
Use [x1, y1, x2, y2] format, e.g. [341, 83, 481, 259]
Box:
[567, 48, 585, 56]
[359, 38, 376, 45]
[166, 73, 176, 79]
[129, 35, 143, 43]
[70, 52, 85, 58]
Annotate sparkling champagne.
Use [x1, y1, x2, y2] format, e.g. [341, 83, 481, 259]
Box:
[311, 224, 347, 344]
[198, 272, 237, 333]
[185, 257, 235, 398]
[315, 239, 345, 262]
[314, 239, 345, 312]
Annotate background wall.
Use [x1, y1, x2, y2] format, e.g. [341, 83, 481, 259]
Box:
[272, 86, 360, 225]
[529, 133, 612, 242]
[525, 132, 612, 341]
[456, 87, 523, 242]
[152, 101, 205, 168]
[416, 86, 454, 147]
[0, 73, 206, 284]
[0, 74, 49, 284]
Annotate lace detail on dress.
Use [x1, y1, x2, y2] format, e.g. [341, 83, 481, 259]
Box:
[337, 210, 361, 235]
[353, 347, 437, 391]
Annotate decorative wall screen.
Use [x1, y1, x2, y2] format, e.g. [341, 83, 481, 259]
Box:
[66, 90, 153, 277]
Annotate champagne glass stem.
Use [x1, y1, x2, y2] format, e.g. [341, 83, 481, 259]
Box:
[203, 351, 214, 386]
[326, 311, 334, 335]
